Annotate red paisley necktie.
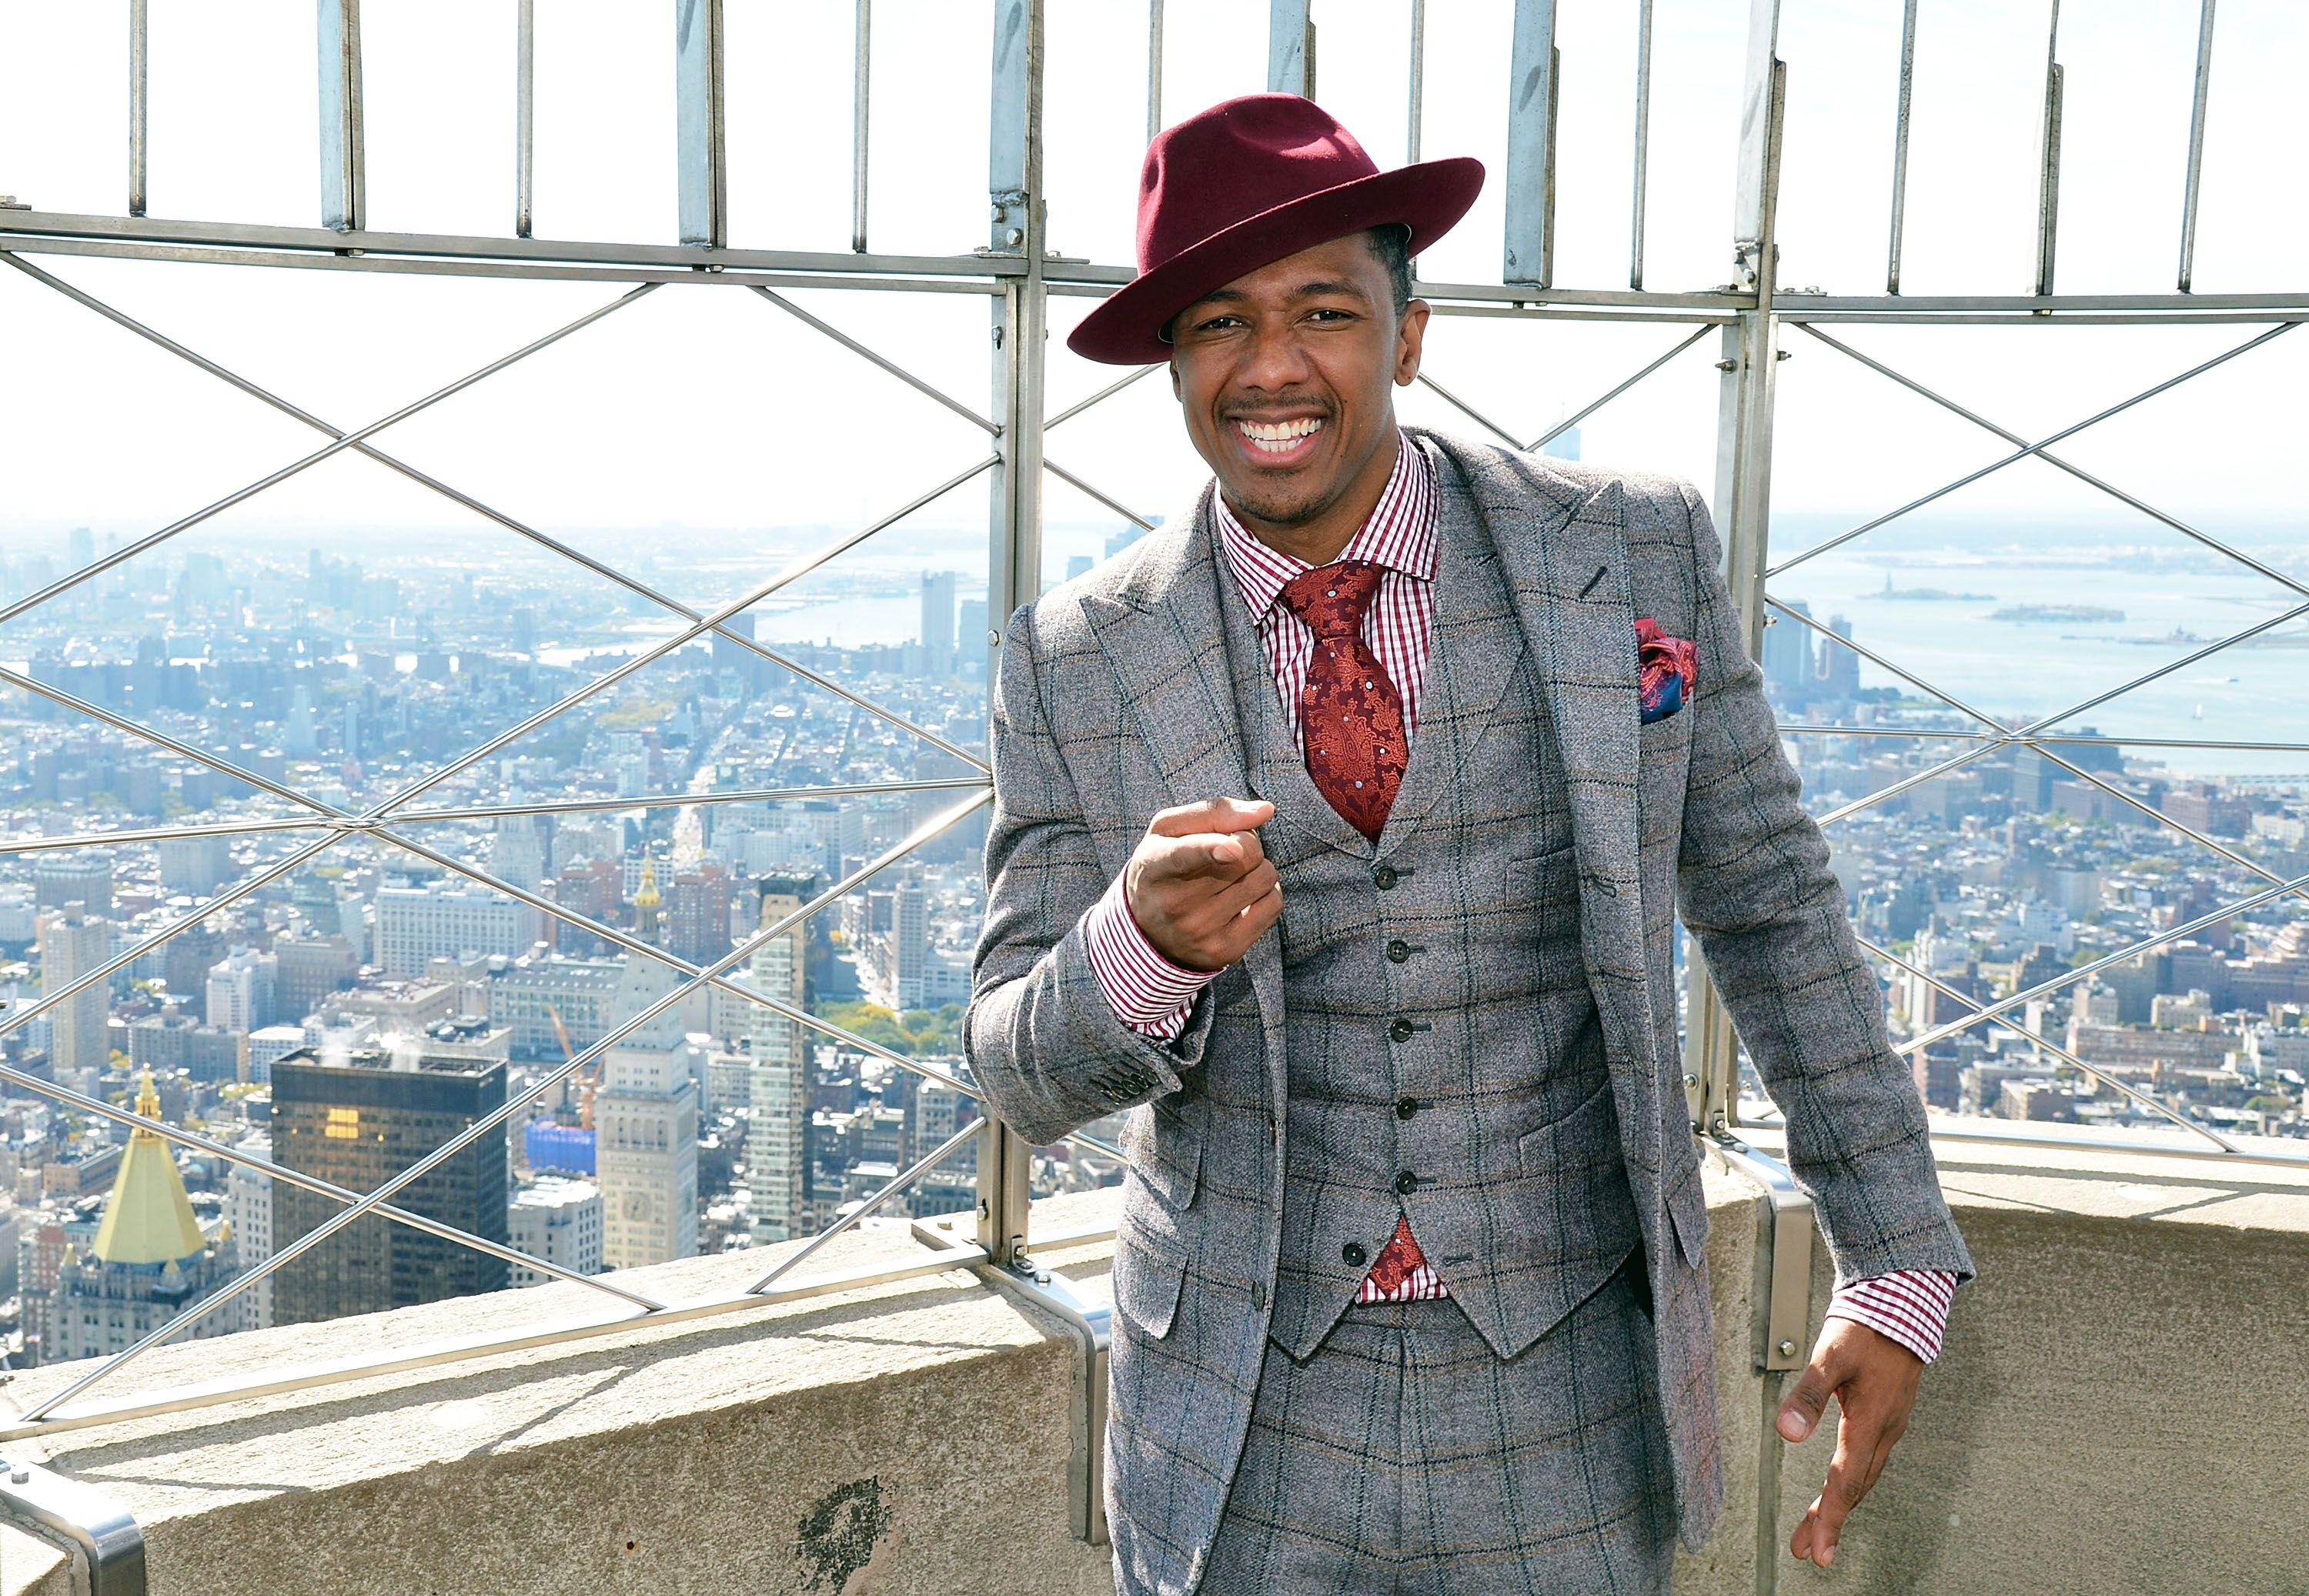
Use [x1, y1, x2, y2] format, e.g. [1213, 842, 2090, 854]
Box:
[1274, 559, 1429, 1296]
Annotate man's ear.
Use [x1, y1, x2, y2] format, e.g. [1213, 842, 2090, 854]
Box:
[1170, 361, 1181, 400]
[1394, 299, 1431, 386]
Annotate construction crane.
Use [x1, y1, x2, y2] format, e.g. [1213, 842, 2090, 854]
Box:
[548, 1007, 605, 1131]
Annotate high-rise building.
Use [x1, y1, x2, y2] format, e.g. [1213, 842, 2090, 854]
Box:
[667, 864, 732, 965]
[595, 1044, 700, 1269]
[486, 954, 627, 1060]
[747, 873, 817, 1244]
[205, 947, 279, 1035]
[1541, 422, 1582, 461]
[919, 570, 958, 679]
[158, 834, 233, 896]
[269, 1043, 510, 1325]
[274, 933, 359, 1023]
[48, 1073, 236, 1362]
[1762, 598, 1813, 699]
[33, 854, 113, 916]
[507, 1177, 603, 1286]
[38, 904, 112, 1080]
[373, 883, 538, 976]
[957, 596, 991, 679]
[225, 1130, 276, 1331]
[1816, 615, 1860, 698]
[893, 867, 929, 1010]
[488, 817, 549, 893]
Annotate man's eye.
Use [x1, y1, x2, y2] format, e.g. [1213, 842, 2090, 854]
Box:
[1307, 308, 1354, 322]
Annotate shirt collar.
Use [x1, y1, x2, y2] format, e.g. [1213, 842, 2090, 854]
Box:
[1211, 429, 1439, 624]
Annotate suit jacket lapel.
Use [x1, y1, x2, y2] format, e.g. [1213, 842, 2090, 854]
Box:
[1420, 432, 1663, 1177]
[1378, 446, 1525, 848]
[1081, 486, 1287, 1106]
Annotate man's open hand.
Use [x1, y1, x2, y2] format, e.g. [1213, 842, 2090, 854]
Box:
[1776, 1317, 1924, 1568]
[1124, 797, 1281, 972]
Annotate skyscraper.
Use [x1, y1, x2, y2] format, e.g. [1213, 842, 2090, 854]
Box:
[270, 1043, 510, 1325]
[919, 570, 958, 679]
[48, 1072, 236, 1362]
[225, 1130, 276, 1331]
[593, 958, 698, 1269]
[1762, 598, 1813, 698]
[747, 873, 817, 1244]
[38, 903, 112, 1080]
[667, 863, 732, 965]
[373, 882, 538, 975]
[893, 867, 929, 1010]
[205, 947, 279, 1035]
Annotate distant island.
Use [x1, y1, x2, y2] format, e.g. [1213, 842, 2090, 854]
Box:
[1989, 603, 2125, 623]
[1878, 575, 1994, 602]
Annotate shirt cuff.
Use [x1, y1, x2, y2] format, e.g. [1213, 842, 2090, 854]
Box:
[1081, 873, 1218, 1041]
[1824, 1268, 1956, 1364]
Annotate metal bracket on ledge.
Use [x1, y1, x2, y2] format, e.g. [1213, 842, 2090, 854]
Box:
[917, 1216, 1111, 1547]
[1707, 1130, 1816, 1372]
[0, 1453, 145, 1595]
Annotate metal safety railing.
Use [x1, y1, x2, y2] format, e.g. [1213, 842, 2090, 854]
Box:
[0, 4, 2303, 1574]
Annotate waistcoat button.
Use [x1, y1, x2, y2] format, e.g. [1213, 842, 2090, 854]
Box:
[1342, 1241, 1368, 1267]
[1372, 864, 1398, 890]
[1389, 1017, 1415, 1042]
[1394, 1169, 1418, 1196]
[1385, 939, 1410, 963]
[1396, 1095, 1419, 1120]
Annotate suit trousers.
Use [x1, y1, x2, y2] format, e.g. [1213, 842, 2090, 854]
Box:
[1201, 1260, 1676, 1594]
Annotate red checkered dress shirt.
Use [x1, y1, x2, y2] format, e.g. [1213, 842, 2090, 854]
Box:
[1081, 435, 1951, 1358]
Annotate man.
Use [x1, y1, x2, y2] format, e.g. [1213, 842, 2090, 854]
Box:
[966, 95, 1972, 1594]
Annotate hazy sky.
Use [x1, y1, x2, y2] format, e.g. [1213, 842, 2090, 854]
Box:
[2, 0, 2303, 599]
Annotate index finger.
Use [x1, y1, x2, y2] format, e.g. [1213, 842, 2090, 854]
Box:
[1148, 796, 1274, 838]
[1141, 830, 1259, 883]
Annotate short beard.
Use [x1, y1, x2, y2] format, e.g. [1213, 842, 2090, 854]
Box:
[1221, 474, 1341, 528]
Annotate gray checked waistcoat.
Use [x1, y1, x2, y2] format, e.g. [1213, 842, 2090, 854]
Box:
[1215, 471, 1642, 1362]
[965, 429, 1974, 1596]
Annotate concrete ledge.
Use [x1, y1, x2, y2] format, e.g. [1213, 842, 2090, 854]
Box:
[1758, 1130, 2309, 1596]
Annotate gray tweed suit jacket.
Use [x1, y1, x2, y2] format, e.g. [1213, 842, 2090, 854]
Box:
[965, 428, 1973, 1594]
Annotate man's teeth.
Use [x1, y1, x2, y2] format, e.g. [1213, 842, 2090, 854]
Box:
[1236, 418, 1325, 454]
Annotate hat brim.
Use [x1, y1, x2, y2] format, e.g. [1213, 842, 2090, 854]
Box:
[1065, 156, 1485, 366]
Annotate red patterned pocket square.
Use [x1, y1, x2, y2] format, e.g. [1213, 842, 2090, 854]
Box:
[1636, 618, 1696, 723]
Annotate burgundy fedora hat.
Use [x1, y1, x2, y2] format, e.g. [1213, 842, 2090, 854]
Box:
[1068, 94, 1484, 366]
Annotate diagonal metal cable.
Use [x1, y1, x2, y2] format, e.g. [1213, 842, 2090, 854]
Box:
[18, 789, 994, 1423]
[3, 254, 989, 775]
[1767, 321, 2301, 576]
[0, 1051, 669, 1310]
[743, 1117, 984, 1294]
[1791, 320, 2309, 599]
[1772, 594, 2309, 828]
[1044, 457, 1158, 533]
[1900, 861, 2309, 1057]
[1044, 363, 1157, 431]
[1414, 372, 1523, 450]
[1526, 325, 1713, 450]
[1854, 934, 2237, 1151]
[747, 285, 1000, 434]
[0, 778, 987, 860]
[361, 452, 1001, 820]
[0, 269, 657, 627]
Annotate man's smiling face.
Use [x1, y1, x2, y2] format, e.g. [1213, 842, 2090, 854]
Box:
[1167, 231, 1429, 562]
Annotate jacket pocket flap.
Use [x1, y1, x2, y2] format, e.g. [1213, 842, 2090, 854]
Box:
[1112, 1242, 1185, 1339]
[1662, 1140, 1710, 1268]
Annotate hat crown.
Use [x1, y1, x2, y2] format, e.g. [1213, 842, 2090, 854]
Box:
[1138, 95, 1380, 272]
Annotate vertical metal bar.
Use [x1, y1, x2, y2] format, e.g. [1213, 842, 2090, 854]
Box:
[1886, 0, 1917, 293]
[1147, 0, 1165, 141]
[1699, 0, 1785, 1134]
[2033, 2, 2063, 297]
[127, 0, 148, 217]
[1268, 0, 1312, 96]
[984, 0, 1046, 1271]
[2177, 0, 2217, 292]
[674, 0, 727, 249]
[515, 0, 535, 239]
[316, 0, 365, 233]
[851, 0, 871, 252]
[1407, 0, 1427, 164]
[1502, 1, 1559, 288]
[1630, 0, 1654, 290]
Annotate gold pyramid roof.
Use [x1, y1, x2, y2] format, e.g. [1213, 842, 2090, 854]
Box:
[91, 1072, 206, 1267]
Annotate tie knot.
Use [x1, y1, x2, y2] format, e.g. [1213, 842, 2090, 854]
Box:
[1275, 560, 1384, 640]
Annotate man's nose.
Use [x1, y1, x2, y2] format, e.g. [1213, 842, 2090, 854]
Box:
[1234, 319, 1314, 392]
